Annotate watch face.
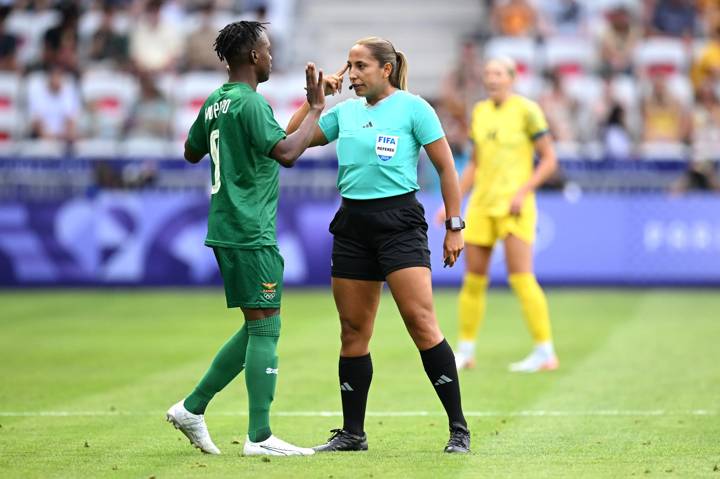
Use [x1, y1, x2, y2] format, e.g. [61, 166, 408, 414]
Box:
[446, 217, 464, 230]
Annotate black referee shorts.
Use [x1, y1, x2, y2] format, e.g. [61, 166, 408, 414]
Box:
[329, 191, 431, 281]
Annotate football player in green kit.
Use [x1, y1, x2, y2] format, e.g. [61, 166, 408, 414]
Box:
[166, 21, 325, 457]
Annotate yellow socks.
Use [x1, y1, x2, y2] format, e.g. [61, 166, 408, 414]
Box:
[458, 273, 489, 342]
[508, 273, 552, 343]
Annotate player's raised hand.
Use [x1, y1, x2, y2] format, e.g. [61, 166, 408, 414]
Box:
[305, 63, 325, 111]
[323, 63, 348, 96]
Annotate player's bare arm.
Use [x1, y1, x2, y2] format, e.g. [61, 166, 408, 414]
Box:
[509, 133, 557, 216]
[285, 63, 349, 147]
[269, 63, 326, 167]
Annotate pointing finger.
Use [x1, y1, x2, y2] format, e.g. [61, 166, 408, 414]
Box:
[336, 63, 349, 77]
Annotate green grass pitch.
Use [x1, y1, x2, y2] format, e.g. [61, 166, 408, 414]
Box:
[1, 288, 718, 478]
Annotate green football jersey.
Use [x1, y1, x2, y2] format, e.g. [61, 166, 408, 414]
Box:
[186, 82, 287, 249]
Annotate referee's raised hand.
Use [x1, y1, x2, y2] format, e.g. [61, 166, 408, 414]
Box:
[323, 64, 348, 96]
[305, 63, 325, 111]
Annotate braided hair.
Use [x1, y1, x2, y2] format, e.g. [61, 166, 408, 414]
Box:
[214, 21, 268, 68]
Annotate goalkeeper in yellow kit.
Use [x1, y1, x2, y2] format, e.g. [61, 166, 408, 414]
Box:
[438, 57, 559, 372]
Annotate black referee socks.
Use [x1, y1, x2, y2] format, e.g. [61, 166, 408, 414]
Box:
[420, 339, 467, 429]
[339, 354, 373, 436]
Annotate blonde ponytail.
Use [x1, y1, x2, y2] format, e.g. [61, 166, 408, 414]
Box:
[393, 50, 408, 90]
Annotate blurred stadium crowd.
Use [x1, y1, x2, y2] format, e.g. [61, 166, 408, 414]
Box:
[440, 1, 720, 169]
[0, 0, 718, 195]
[0, 0, 293, 156]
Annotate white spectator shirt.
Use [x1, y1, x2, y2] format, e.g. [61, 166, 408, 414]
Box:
[28, 79, 81, 137]
[129, 20, 183, 71]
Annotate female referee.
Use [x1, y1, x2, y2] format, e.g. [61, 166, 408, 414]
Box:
[439, 57, 559, 373]
[287, 37, 470, 454]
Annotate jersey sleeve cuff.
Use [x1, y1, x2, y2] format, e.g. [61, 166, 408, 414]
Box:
[421, 132, 445, 146]
[265, 133, 287, 156]
[531, 130, 549, 140]
[186, 138, 206, 155]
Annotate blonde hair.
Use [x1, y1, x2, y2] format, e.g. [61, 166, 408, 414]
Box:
[487, 56, 517, 79]
[355, 36, 408, 90]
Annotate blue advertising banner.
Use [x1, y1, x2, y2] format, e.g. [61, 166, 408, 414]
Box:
[1, 192, 719, 286]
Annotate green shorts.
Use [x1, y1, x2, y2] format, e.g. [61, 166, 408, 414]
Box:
[212, 246, 284, 309]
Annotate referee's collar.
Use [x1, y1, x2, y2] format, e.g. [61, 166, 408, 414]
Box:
[365, 90, 400, 108]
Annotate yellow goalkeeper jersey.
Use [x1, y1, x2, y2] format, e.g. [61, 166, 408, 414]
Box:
[468, 94, 548, 217]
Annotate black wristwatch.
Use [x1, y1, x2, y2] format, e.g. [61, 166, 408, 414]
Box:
[445, 216, 465, 231]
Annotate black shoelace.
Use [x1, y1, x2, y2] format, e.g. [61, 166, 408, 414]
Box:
[447, 428, 470, 448]
[326, 428, 359, 446]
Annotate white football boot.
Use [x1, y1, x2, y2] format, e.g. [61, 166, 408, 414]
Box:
[509, 343, 559, 373]
[455, 340, 477, 370]
[166, 400, 221, 455]
[243, 435, 315, 456]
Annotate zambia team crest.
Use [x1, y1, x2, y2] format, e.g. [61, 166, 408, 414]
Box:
[261, 282, 277, 300]
[375, 134, 398, 161]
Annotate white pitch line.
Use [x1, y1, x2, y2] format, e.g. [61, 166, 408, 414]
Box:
[0, 410, 715, 418]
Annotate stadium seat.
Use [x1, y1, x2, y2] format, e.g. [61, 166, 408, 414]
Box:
[563, 75, 604, 105]
[666, 74, 693, 106]
[611, 75, 640, 107]
[5, 9, 59, 67]
[176, 72, 226, 111]
[81, 70, 139, 138]
[18, 139, 66, 158]
[0, 75, 22, 153]
[639, 141, 689, 161]
[634, 38, 689, 75]
[0, 73, 21, 114]
[156, 73, 177, 101]
[555, 141, 582, 159]
[122, 137, 173, 158]
[483, 37, 538, 78]
[543, 37, 598, 77]
[173, 109, 198, 142]
[0, 113, 18, 156]
[73, 139, 120, 159]
[26, 71, 80, 104]
[515, 74, 543, 100]
[634, 73, 692, 107]
[258, 72, 308, 130]
[692, 141, 720, 162]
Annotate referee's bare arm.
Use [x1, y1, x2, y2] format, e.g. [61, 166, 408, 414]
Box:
[269, 63, 326, 167]
[426, 137, 462, 219]
[434, 142, 476, 226]
[425, 137, 464, 267]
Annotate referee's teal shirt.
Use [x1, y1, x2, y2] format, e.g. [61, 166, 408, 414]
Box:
[318, 90, 445, 200]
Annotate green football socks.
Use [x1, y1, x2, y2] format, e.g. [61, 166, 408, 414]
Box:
[184, 323, 249, 415]
[245, 315, 281, 442]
